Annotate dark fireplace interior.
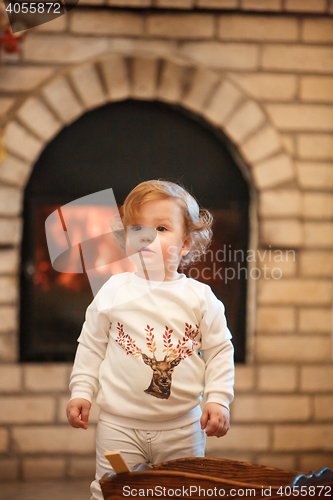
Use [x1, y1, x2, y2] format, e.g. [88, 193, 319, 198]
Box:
[20, 100, 250, 363]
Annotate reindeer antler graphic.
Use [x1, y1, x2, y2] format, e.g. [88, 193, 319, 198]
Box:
[163, 323, 199, 361]
[115, 322, 199, 399]
[115, 323, 142, 357]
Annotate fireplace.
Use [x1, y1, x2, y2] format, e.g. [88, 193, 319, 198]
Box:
[20, 99, 249, 363]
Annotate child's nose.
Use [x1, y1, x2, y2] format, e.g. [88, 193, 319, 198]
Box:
[138, 227, 157, 245]
[141, 235, 152, 243]
[140, 230, 153, 242]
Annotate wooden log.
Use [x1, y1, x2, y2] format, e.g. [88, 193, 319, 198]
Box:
[104, 451, 130, 474]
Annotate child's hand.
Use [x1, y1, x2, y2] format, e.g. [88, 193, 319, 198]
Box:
[66, 398, 91, 430]
[200, 402, 230, 438]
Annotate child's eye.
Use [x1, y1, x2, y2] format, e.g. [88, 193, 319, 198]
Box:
[156, 226, 167, 232]
[132, 226, 142, 232]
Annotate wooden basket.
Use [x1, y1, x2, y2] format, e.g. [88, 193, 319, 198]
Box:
[100, 453, 333, 500]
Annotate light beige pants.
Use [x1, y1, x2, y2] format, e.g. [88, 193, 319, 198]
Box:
[90, 418, 206, 500]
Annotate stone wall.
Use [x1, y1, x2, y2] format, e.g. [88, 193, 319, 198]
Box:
[0, 1, 332, 481]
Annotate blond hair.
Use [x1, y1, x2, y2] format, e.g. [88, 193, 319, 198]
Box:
[119, 180, 213, 267]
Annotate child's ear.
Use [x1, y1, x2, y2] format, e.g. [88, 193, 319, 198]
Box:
[181, 235, 192, 256]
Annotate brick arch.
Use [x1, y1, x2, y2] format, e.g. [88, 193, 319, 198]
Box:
[5, 52, 298, 248]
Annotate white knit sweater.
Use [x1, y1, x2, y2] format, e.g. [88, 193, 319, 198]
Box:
[69, 272, 234, 430]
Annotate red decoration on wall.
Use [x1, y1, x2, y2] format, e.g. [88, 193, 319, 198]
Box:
[0, 27, 25, 55]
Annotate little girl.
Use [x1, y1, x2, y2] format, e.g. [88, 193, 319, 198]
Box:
[67, 180, 234, 500]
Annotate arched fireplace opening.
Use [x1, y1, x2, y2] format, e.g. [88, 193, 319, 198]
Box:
[20, 99, 250, 363]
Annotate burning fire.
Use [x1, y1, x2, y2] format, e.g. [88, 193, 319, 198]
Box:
[35, 205, 134, 293]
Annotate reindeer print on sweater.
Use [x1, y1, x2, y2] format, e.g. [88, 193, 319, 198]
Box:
[115, 323, 199, 399]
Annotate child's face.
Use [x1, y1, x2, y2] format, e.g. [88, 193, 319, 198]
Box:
[126, 198, 191, 280]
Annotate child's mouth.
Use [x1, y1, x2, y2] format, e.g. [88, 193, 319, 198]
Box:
[140, 248, 154, 253]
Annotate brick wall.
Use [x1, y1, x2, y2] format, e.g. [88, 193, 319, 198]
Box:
[0, 2, 332, 481]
